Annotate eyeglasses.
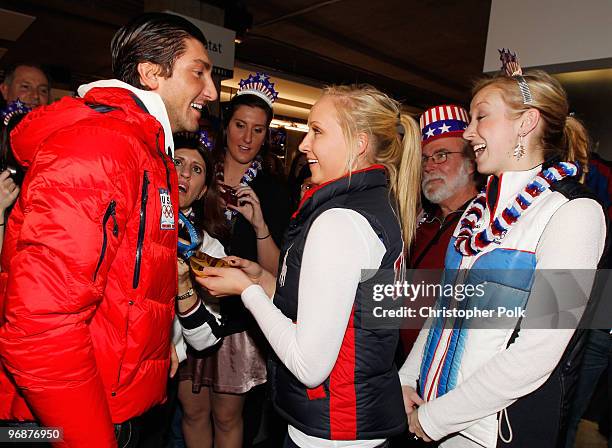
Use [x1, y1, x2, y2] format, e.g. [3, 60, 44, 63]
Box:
[421, 151, 463, 165]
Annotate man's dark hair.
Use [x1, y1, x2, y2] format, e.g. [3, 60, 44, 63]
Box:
[111, 12, 207, 89]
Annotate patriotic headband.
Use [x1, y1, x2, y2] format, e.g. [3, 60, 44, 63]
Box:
[419, 104, 469, 146]
[1, 99, 31, 126]
[236, 72, 279, 108]
[197, 129, 214, 151]
[499, 48, 533, 105]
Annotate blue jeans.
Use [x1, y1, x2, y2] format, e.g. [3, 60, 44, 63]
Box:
[564, 329, 611, 448]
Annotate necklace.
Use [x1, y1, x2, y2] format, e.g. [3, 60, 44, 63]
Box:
[455, 161, 580, 256]
[215, 154, 263, 220]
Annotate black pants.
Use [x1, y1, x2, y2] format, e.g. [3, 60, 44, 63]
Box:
[115, 419, 140, 448]
[283, 433, 390, 447]
[137, 376, 179, 448]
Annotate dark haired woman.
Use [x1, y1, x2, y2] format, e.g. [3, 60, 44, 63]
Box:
[182, 73, 290, 447]
[140, 130, 226, 448]
[169, 130, 232, 448]
[216, 73, 289, 275]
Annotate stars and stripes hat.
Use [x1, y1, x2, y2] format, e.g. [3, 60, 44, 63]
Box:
[419, 104, 470, 146]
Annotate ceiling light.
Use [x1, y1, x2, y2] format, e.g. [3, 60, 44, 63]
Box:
[270, 118, 308, 133]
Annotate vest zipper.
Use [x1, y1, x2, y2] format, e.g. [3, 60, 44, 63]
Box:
[133, 171, 149, 288]
[93, 200, 118, 281]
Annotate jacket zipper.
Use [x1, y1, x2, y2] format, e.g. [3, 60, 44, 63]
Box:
[114, 297, 133, 394]
[155, 128, 172, 190]
[93, 200, 118, 281]
[133, 171, 149, 288]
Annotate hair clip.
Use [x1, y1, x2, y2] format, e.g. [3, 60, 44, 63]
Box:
[498, 48, 533, 105]
[197, 130, 214, 151]
[236, 72, 279, 108]
[1, 99, 32, 126]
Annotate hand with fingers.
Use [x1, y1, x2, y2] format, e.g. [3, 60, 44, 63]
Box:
[224, 256, 265, 283]
[177, 257, 191, 286]
[408, 408, 432, 442]
[402, 385, 425, 415]
[0, 170, 20, 219]
[194, 264, 255, 297]
[169, 344, 179, 378]
[402, 386, 431, 442]
[229, 186, 270, 238]
[177, 238, 194, 288]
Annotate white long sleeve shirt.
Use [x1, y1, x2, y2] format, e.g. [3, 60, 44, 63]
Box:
[173, 231, 226, 362]
[400, 197, 606, 445]
[241, 208, 388, 448]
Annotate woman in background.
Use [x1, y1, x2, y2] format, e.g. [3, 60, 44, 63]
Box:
[182, 73, 290, 447]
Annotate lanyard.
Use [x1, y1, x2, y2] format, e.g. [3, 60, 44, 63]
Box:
[177, 212, 201, 259]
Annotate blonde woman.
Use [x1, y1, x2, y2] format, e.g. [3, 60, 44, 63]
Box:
[401, 62, 607, 447]
[198, 84, 422, 447]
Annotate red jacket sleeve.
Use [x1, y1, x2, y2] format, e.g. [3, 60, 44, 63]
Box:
[0, 126, 140, 447]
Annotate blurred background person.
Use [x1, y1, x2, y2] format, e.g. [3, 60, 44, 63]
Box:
[0, 104, 29, 250]
[0, 63, 50, 109]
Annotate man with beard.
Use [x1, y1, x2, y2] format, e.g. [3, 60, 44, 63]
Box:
[410, 105, 480, 269]
[399, 106, 480, 360]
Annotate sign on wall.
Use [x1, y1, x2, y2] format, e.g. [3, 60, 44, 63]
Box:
[166, 11, 236, 79]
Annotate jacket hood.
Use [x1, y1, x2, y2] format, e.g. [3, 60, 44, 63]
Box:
[10, 87, 160, 168]
[78, 79, 174, 155]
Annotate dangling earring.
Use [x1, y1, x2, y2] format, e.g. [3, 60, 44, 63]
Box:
[513, 134, 526, 160]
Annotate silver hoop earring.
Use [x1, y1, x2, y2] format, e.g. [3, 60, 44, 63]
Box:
[513, 134, 526, 160]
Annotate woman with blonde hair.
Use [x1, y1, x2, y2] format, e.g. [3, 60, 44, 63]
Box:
[401, 51, 607, 447]
[198, 84, 422, 447]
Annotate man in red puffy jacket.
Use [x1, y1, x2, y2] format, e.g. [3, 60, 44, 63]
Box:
[0, 12, 217, 447]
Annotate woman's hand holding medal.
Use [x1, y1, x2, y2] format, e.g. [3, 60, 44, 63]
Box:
[194, 257, 255, 297]
[194, 256, 277, 299]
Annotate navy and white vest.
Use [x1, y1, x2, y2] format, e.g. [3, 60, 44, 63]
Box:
[269, 167, 407, 440]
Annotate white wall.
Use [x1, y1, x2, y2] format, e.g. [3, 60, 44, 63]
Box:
[484, 0, 612, 73]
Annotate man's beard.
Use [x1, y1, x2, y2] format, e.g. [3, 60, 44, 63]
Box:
[422, 161, 471, 204]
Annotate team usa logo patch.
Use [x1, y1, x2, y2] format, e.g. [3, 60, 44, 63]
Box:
[159, 189, 175, 230]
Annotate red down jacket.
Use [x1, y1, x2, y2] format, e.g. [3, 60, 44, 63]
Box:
[0, 87, 178, 447]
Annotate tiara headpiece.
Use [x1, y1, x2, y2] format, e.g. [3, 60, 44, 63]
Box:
[236, 72, 279, 108]
[197, 130, 214, 151]
[498, 48, 533, 104]
[1, 100, 32, 126]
